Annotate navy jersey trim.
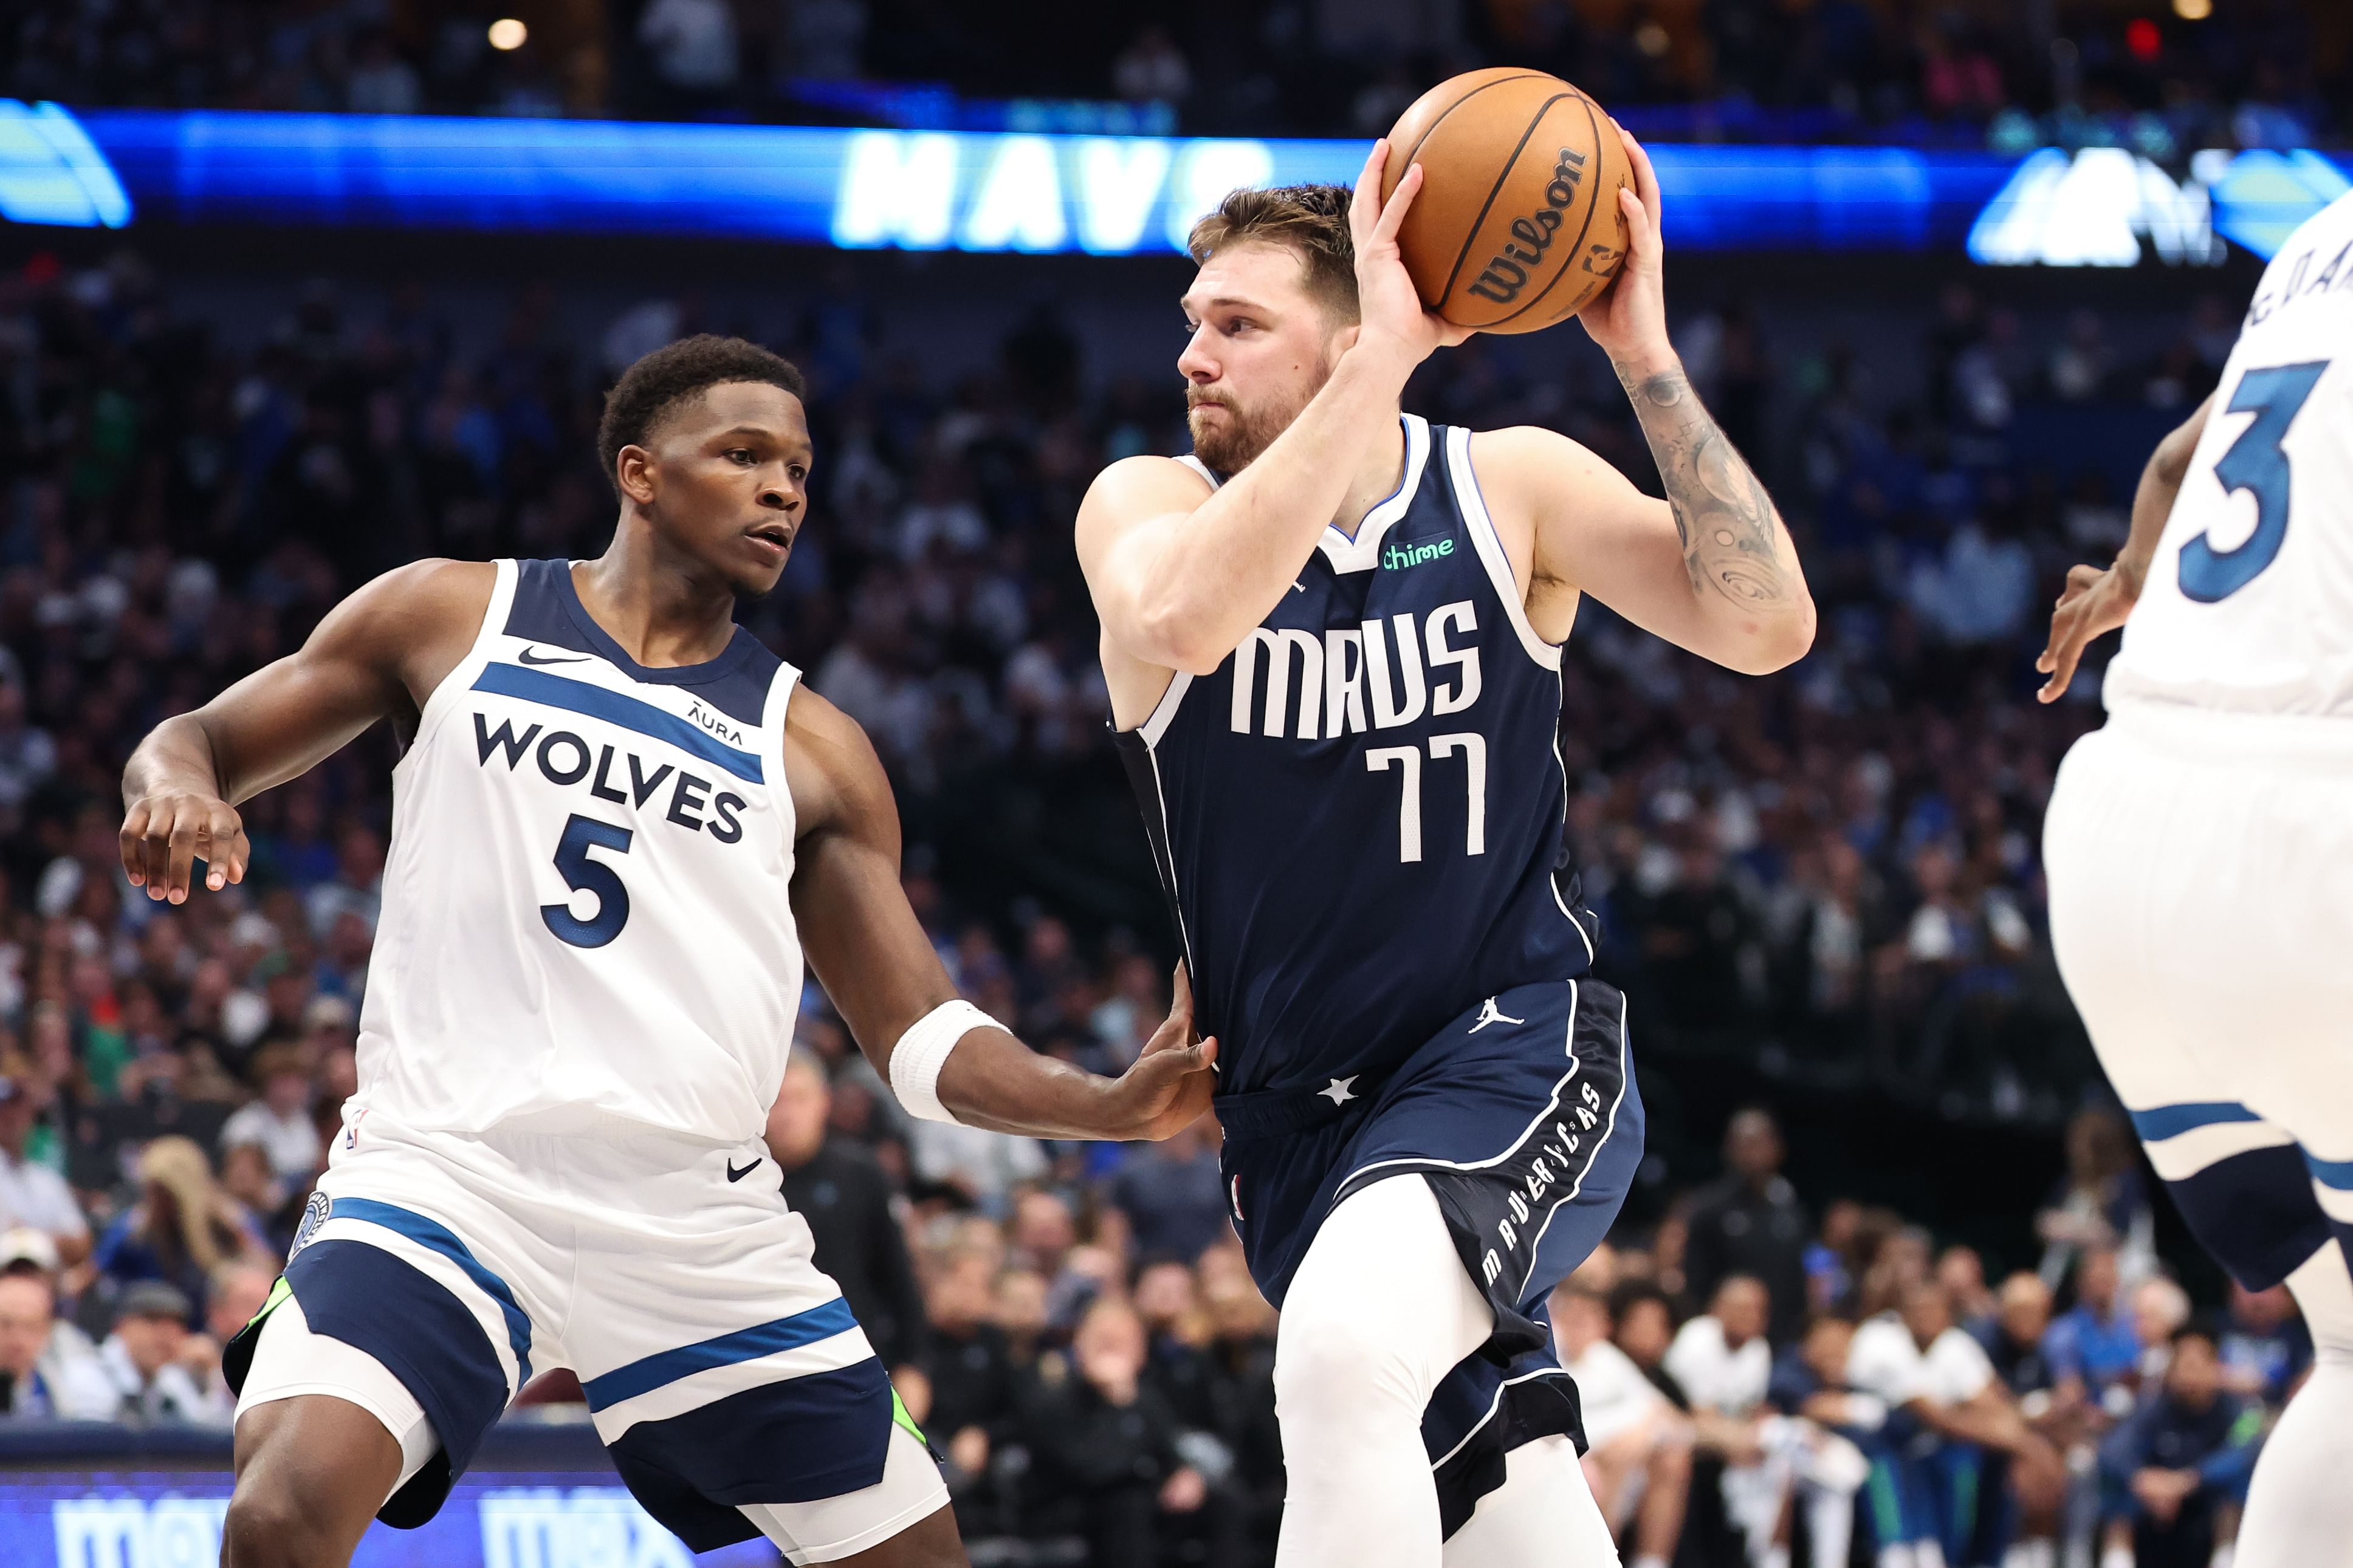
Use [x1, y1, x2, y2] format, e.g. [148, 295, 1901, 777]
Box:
[582, 1296, 859, 1410]
[328, 1197, 534, 1384]
[1321, 416, 1431, 573]
[1114, 726, 1199, 979]
[472, 662, 766, 782]
[504, 559, 780, 727]
[1442, 426, 1563, 672]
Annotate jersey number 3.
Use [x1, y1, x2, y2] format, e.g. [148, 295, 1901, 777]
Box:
[2178, 360, 2330, 604]
[543, 813, 634, 948]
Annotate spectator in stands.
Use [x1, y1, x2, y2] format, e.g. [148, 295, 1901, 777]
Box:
[0, 1257, 117, 1420]
[2217, 1279, 2310, 1408]
[194, 1259, 275, 1423]
[0, 1075, 88, 1270]
[1669, 1275, 1810, 1567]
[98, 1280, 211, 1424]
[905, 1108, 1048, 1213]
[1683, 1109, 1811, 1344]
[215, 1042, 321, 1189]
[918, 1247, 1022, 1534]
[1108, 1116, 1228, 1264]
[2038, 1110, 2155, 1286]
[1023, 1295, 1218, 1567]
[767, 1053, 928, 1372]
[1553, 1274, 1688, 1568]
[1849, 1278, 2064, 1568]
[2044, 1244, 2140, 1412]
[2097, 1324, 2261, 1568]
[91, 1136, 267, 1326]
[1197, 1263, 1283, 1553]
[2128, 1275, 2193, 1399]
[1982, 1278, 2070, 1568]
[1764, 1312, 1882, 1568]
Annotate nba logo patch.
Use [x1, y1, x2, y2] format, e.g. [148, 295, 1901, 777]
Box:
[288, 1190, 331, 1262]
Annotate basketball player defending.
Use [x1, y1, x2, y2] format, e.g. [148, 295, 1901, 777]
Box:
[1075, 137, 1813, 1566]
[2038, 191, 2353, 1567]
[117, 337, 1216, 1568]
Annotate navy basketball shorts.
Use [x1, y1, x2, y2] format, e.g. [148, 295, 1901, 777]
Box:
[1214, 976, 1644, 1530]
[224, 1113, 943, 1559]
[2047, 703, 2353, 1297]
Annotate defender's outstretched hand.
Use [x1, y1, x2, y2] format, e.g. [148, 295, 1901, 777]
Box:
[120, 789, 250, 903]
[1350, 140, 1475, 365]
[1576, 123, 1672, 368]
[2036, 561, 2143, 703]
[1105, 965, 1218, 1140]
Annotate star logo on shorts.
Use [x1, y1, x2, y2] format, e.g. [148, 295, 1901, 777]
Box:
[1318, 1076, 1358, 1106]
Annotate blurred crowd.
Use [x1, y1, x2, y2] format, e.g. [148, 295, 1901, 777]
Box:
[4, 0, 2344, 151]
[0, 234, 2304, 1566]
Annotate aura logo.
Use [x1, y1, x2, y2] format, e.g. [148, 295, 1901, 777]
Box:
[1968, 148, 2224, 268]
[0, 101, 131, 228]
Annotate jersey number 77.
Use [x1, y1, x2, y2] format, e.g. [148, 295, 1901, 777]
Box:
[2178, 360, 2331, 604]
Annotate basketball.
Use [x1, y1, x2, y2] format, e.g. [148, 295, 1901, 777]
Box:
[1379, 69, 1635, 335]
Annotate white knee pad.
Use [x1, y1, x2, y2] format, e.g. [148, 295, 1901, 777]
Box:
[1274, 1176, 1492, 1429]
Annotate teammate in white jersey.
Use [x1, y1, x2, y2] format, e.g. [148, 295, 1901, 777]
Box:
[2037, 191, 2353, 1567]
[117, 335, 1217, 1568]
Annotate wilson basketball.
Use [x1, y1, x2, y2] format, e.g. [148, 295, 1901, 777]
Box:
[1380, 69, 1634, 335]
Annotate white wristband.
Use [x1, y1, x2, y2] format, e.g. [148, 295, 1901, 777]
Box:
[888, 999, 997, 1125]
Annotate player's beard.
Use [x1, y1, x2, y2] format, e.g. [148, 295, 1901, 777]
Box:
[1186, 359, 1331, 476]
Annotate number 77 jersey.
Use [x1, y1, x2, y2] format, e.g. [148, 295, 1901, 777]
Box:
[2104, 191, 2353, 719]
[1113, 414, 1598, 1100]
[352, 558, 805, 1144]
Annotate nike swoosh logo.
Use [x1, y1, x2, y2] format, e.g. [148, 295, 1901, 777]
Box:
[726, 1158, 761, 1182]
[518, 647, 593, 666]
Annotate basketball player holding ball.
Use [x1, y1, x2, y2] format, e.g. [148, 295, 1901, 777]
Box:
[1073, 75, 1815, 1566]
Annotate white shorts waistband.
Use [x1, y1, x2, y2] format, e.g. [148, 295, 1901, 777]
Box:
[2101, 698, 2353, 769]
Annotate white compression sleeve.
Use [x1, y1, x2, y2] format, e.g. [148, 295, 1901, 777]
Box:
[886, 999, 997, 1125]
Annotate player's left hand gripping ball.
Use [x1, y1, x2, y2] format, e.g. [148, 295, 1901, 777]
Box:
[1575, 125, 1673, 368]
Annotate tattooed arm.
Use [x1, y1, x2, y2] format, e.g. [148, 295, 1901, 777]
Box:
[1463, 123, 1813, 674]
[1467, 380, 1815, 675]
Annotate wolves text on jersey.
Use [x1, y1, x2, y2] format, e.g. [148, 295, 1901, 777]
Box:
[473, 712, 749, 844]
[1230, 598, 1483, 741]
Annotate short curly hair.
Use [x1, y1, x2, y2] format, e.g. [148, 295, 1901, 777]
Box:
[596, 334, 808, 495]
[1186, 184, 1358, 323]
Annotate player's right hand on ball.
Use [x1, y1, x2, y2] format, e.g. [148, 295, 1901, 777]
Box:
[120, 789, 251, 903]
[1108, 964, 1218, 1140]
[1350, 139, 1474, 366]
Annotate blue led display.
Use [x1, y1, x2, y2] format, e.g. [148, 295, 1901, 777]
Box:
[5, 103, 2347, 265]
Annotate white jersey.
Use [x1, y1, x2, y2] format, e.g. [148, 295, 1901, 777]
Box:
[349, 558, 805, 1145]
[2105, 191, 2353, 717]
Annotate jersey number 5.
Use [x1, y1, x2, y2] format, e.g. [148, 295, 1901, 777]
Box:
[543, 813, 634, 948]
[2178, 360, 2330, 604]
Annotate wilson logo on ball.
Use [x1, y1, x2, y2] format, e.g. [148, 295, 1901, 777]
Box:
[1466, 147, 1587, 306]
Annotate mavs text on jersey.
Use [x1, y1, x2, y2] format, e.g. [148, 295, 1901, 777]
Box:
[1117, 414, 1646, 1533]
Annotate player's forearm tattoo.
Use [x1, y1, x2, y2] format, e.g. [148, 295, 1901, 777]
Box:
[1615, 365, 1793, 610]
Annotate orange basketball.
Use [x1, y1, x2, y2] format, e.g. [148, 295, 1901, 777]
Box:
[1379, 69, 1634, 335]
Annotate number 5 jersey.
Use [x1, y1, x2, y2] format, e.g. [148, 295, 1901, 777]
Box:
[351, 557, 805, 1144]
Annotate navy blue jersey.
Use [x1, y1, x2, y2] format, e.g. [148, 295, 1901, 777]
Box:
[1116, 415, 1597, 1099]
